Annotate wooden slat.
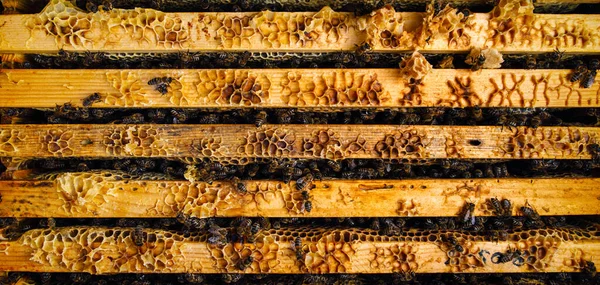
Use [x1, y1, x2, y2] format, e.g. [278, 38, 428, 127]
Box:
[1, 0, 599, 53]
[0, 124, 597, 160]
[0, 172, 598, 218]
[0, 69, 598, 108]
[0, 226, 598, 274]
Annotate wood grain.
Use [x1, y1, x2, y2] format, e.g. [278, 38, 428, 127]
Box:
[0, 69, 598, 108]
[0, 172, 598, 218]
[1, 0, 599, 53]
[0, 124, 597, 159]
[0, 226, 598, 274]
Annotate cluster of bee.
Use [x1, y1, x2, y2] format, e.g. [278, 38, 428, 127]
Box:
[7, 106, 599, 127]
[3, 271, 600, 285]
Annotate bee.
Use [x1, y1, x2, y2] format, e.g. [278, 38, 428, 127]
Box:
[85, 1, 98, 12]
[327, 160, 342, 172]
[230, 176, 246, 194]
[469, 54, 486, 71]
[491, 247, 524, 266]
[255, 111, 267, 127]
[358, 167, 377, 179]
[525, 55, 537, 69]
[208, 223, 228, 247]
[292, 236, 304, 261]
[137, 159, 156, 170]
[81, 93, 101, 107]
[199, 113, 219, 124]
[122, 113, 145, 124]
[296, 173, 314, 190]
[237, 256, 253, 271]
[370, 219, 380, 231]
[383, 218, 401, 235]
[221, 274, 243, 284]
[529, 115, 542, 129]
[493, 164, 509, 178]
[570, 61, 588, 83]
[132, 225, 144, 246]
[581, 59, 599, 88]
[113, 159, 131, 170]
[501, 198, 512, 216]
[447, 236, 464, 253]
[588, 143, 600, 165]
[182, 273, 204, 284]
[70, 273, 91, 283]
[582, 260, 597, 277]
[520, 202, 541, 221]
[147, 77, 173, 95]
[460, 201, 476, 227]
[303, 200, 312, 212]
[355, 42, 372, 57]
[424, 219, 438, 230]
[488, 197, 503, 216]
[76, 162, 89, 172]
[170, 110, 188, 123]
[100, 0, 113, 11]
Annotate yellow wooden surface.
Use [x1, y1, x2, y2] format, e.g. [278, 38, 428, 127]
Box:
[0, 69, 598, 108]
[0, 124, 597, 159]
[0, 172, 598, 218]
[1, 0, 599, 53]
[0, 226, 598, 274]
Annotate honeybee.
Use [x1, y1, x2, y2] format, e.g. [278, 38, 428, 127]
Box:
[570, 61, 588, 83]
[231, 176, 247, 194]
[237, 256, 253, 271]
[291, 236, 304, 261]
[82, 93, 102, 107]
[122, 113, 145, 124]
[133, 225, 144, 247]
[255, 111, 267, 127]
[525, 55, 537, 69]
[581, 59, 599, 88]
[182, 273, 204, 284]
[222, 274, 243, 284]
[469, 54, 486, 71]
[147, 77, 173, 95]
[460, 201, 476, 227]
[327, 160, 342, 172]
[296, 173, 314, 190]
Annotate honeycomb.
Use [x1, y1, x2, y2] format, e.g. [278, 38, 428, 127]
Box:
[436, 234, 486, 272]
[438, 76, 483, 107]
[250, 181, 307, 214]
[209, 234, 280, 273]
[196, 14, 255, 48]
[0, 129, 24, 156]
[487, 0, 600, 49]
[369, 243, 418, 274]
[396, 199, 420, 216]
[399, 51, 432, 82]
[373, 129, 429, 160]
[302, 129, 343, 160]
[237, 127, 296, 157]
[498, 127, 595, 158]
[419, 3, 471, 48]
[196, 70, 271, 106]
[149, 181, 238, 218]
[280, 71, 389, 107]
[189, 137, 223, 157]
[445, 134, 465, 158]
[357, 6, 413, 49]
[40, 129, 74, 157]
[103, 126, 172, 156]
[20, 227, 187, 274]
[105, 71, 148, 107]
[56, 172, 119, 215]
[254, 7, 349, 49]
[26, 0, 190, 50]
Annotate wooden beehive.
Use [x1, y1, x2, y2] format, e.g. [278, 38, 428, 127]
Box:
[0, 0, 599, 284]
